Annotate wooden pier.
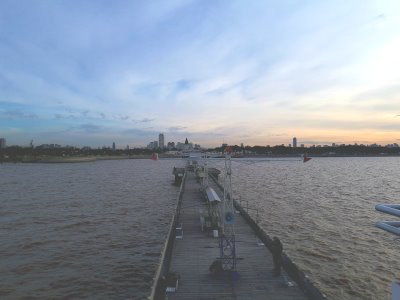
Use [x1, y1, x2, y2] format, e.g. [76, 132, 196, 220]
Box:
[150, 169, 326, 300]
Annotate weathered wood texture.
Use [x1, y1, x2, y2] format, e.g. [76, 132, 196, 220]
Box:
[167, 172, 308, 300]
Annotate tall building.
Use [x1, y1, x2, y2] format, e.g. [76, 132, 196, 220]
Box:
[0, 138, 5, 149]
[112, 142, 116, 151]
[159, 133, 165, 149]
[293, 137, 297, 148]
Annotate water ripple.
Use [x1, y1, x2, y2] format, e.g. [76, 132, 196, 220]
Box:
[0, 159, 182, 300]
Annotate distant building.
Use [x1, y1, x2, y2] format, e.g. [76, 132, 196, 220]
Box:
[147, 142, 154, 150]
[159, 133, 165, 150]
[167, 142, 175, 150]
[37, 144, 62, 149]
[112, 142, 116, 151]
[293, 137, 297, 148]
[386, 143, 399, 148]
[176, 140, 193, 151]
[300, 144, 305, 148]
[147, 141, 158, 150]
[0, 138, 6, 149]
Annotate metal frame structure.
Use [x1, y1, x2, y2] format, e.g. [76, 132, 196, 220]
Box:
[220, 151, 237, 271]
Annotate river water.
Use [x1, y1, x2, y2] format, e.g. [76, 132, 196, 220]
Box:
[1, 157, 399, 299]
[0, 159, 183, 300]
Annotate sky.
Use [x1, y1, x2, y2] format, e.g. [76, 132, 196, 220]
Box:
[1, 0, 400, 148]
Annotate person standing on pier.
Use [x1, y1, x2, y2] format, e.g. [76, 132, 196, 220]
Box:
[271, 237, 283, 276]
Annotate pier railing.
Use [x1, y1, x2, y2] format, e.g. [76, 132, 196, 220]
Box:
[238, 198, 260, 224]
[149, 170, 187, 300]
[209, 173, 327, 300]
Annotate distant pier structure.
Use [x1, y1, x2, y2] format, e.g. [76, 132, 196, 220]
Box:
[152, 157, 326, 300]
[173, 166, 220, 185]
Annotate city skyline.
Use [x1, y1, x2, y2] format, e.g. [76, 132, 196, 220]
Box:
[1, 1, 400, 147]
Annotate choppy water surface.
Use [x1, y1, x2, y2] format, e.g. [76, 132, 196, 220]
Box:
[0, 159, 182, 300]
[1, 157, 399, 299]
[214, 157, 400, 300]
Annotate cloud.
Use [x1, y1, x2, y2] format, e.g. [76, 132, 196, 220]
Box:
[2, 1, 400, 147]
[133, 118, 154, 123]
[72, 123, 104, 133]
[167, 126, 187, 132]
[54, 113, 77, 119]
[122, 127, 157, 137]
[0, 109, 38, 120]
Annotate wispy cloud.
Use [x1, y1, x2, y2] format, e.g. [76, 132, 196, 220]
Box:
[167, 126, 187, 132]
[72, 123, 104, 133]
[1, 1, 400, 146]
[0, 109, 38, 120]
[54, 113, 77, 120]
[118, 115, 130, 121]
[133, 118, 155, 123]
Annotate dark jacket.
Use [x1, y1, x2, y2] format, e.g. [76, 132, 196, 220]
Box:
[271, 238, 283, 257]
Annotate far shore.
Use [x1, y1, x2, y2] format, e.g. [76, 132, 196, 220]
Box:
[1, 153, 399, 164]
[0, 155, 157, 163]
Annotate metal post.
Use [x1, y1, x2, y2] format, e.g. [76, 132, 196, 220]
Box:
[220, 150, 237, 271]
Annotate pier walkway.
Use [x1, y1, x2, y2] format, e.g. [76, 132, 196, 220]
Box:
[167, 172, 308, 300]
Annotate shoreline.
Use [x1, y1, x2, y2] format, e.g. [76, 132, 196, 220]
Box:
[0, 155, 153, 163]
[1, 153, 399, 164]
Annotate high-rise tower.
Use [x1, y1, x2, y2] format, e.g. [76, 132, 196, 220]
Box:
[293, 137, 297, 148]
[159, 133, 165, 150]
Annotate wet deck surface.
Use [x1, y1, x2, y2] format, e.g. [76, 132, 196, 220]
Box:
[167, 172, 308, 300]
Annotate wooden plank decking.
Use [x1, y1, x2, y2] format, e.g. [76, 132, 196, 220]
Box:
[167, 172, 308, 300]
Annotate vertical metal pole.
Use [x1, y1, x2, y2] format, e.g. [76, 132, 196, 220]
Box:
[220, 151, 236, 271]
[205, 152, 208, 187]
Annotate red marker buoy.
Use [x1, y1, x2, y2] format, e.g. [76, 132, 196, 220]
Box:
[303, 153, 312, 163]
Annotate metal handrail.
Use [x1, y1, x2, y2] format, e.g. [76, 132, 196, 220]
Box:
[375, 204, 400, 236]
